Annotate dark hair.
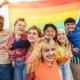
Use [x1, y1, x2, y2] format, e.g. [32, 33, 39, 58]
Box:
[0, 15, 4, 20]
[14, 18, 26, 26]
[28, 25, 42, 37]
[43, 23, 57, 40]
[64, 18, 76, 25]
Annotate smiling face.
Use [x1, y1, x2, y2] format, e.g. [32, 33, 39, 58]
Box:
[65, 22, 76, 32]
[41, 42, 56, 62]
[14, 21, 26, 35]
[57, 30, 67, 44]
[44, 27, 56, 39]
[28, 29, 39, 43]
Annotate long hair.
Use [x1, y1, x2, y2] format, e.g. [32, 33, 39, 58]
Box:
[27, 38, 55, 74]
[56, 29, 71, 56]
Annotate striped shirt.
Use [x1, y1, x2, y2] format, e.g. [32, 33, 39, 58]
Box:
[71, 57, 80, 64]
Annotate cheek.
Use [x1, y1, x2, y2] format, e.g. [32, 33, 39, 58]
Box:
[52, 32, 56, 37]
[14, 26, 19, 30]
[73, 26, 75, 28]
[63, 35, 67, 39]
[57, 36, 60, 41]
[27, 34, 30, 38]
[34, 35, 38, 39]
[42, 52, 47, 59]
[44, 31, 49, 35]
[65, 26, 68, 29]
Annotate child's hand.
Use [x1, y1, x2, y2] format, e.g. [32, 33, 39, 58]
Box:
[72, 48, 79, 53]
[3, 45, 12, 51]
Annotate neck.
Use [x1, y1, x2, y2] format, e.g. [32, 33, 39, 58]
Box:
[44, 60, 52, 67]
[15, 33, 22, 40]
[61, 42, 65, 46]
[31, 42, 36, 47]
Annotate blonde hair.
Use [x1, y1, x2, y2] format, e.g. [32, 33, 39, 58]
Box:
[57, 28, 70, 49]
[56, 28, 71, 56]
[27, 38, 55, 74]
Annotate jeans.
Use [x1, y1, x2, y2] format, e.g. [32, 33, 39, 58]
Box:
[0, 63, 14, 80]
[58, 61, 70, 80]
[14, 60, 26, 80]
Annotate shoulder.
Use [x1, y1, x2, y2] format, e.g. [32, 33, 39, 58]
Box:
[4, 29, 13, 35]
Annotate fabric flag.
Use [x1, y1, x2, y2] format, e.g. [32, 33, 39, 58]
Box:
[8, 0, 80, 30]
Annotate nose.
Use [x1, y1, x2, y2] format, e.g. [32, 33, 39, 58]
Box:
[49, 51, 55, 55]
[49, 31, 52, 35]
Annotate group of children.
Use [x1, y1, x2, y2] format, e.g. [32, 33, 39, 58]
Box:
[0, 12, 80, 80]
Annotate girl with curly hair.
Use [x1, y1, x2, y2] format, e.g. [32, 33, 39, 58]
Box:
[26, 38, 61, 80]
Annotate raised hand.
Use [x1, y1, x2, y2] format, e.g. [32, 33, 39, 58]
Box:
[72, 48, 79, 53]
[65, 50, 73, 59]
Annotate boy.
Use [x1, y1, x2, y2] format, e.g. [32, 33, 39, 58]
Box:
[0, 15, 13, 80]
[64, 17, 80, 80]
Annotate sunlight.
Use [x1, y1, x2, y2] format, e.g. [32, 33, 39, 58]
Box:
[0, 0, 4, 3]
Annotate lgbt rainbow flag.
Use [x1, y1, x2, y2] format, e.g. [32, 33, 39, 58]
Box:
[8, 0, 80, 30]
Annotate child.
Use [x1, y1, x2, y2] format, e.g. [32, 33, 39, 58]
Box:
[56, 28, 73, 80]
[26, 38, 61, 80]
[64, 17, 80, 80]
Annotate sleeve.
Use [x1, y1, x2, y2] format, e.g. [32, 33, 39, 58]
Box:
[56, 53, 69, 63]
[11, 40, 31, 50]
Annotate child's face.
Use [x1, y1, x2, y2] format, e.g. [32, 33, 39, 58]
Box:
[57, 31, 67, 44]
[14, 21, 26, 35]
[65, 22, 76, 32]
[28, 29, 38, 43]
[44, 27, 56, 39]
[41, 43, 56, 62]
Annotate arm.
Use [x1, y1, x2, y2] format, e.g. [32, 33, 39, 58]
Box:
[11, 40, 30, 50]
[0, 1, 9, 8]
[56, 53, 69, 63]
[57, 57, 69, 63]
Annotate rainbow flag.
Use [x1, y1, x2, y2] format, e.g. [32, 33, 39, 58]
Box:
[8, 0, 80, 30]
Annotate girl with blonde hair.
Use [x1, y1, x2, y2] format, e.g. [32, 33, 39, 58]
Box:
[26, 38, 61, 80]
[56, 28, 73, 80]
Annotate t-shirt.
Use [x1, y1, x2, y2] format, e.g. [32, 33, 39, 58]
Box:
[34, 60, 61, 80]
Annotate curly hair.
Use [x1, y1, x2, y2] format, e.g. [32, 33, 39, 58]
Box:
[27, 38, 55, 74]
